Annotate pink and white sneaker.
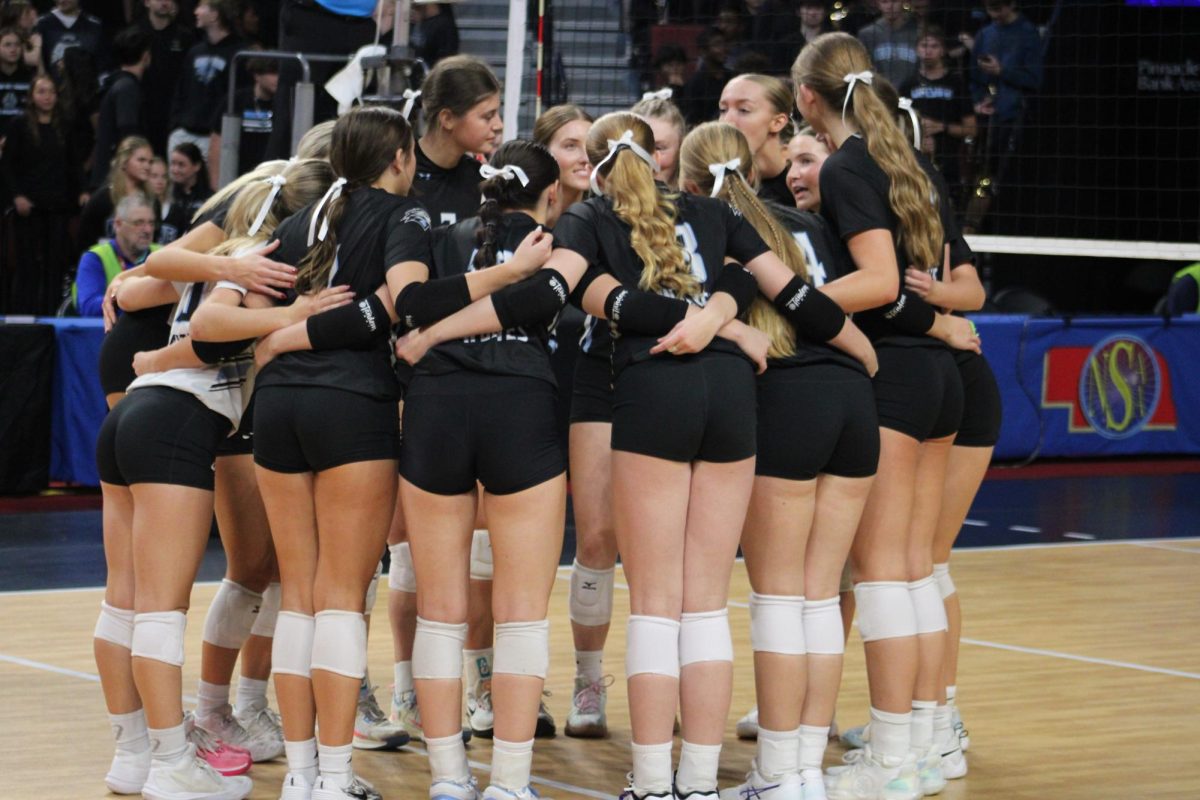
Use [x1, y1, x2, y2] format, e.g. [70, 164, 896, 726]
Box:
[184, 712, 252, 776]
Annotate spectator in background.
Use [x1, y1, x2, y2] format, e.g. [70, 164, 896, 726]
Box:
[901, 24, 975, 201]
[650, 45, 688, 95]
[713, 6, 746, 71]
[857, 0, 919, 87]
[0, 1, 44, 71]
[158, 141, 209, 242]
[71, 193, 157, 316]
[412, 1, 460, 67]
[0, 27, 34, 137]
[55, 46, 99, 178]
[135, 0, 195, 156]
[78, 135, 155, 251]
[147, 154, 168, 208]
[207, 55, 275, 185]
[744, 0, 798, 74]
[2, 74, 85, 314]
[91, 26, 151, 188]
[681, 26, 732, 126]
[168, 0, 242, 159]
[36, 0, 107, 76]
[778, 0, 836, 57]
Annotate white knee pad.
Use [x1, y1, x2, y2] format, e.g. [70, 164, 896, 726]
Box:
[131, 611, 187, 667]
[854, 582, 917, 643]
[909, 576, 948, 634]
[251, 582, 281, 638]
[803, 597, 845, 655]
[94, 602, 135, 649]
[202, 580, 263, 650]
[469, 530, 493, 580]
[839, 559, 854, 594]
[413, 617, 468, 680]
[311, 610, 367, 680]
[388, 542, 417, 593]
[932, 563, 956, 600]
[749, 593, 806, 655]
[568, 559, 615, 627]
[626, 615, 680, 678]
[493, 619, 550, 679]
[364, 560, 384, 612]
[679, 608, 734, 666]
[272, 611, 315, 678]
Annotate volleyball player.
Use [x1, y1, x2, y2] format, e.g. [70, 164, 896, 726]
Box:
[533, 104, 593, 214]
[631, 91, 686, 190]
[719, 74, 795, 206]
[791, 33, 979, 800]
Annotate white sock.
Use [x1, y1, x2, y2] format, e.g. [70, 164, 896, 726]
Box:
[394, 660, 414, 696]
[945, 685, 957, 707]
[427, 732, 469, 783]
[147, 722, 188, 766]
[934, 705, 956, 750]
[318, 742, 353, 789]
[675, 740, 722, 794]
[196, 679, 229, 719]
[798, 724, 830, 772]
[756, 726, 800, 780]
[631, 741, 673, 794]
[464, 648, 493, 693]
[869, 707, 911, 763]
[490, 737, 534, 791]
[109, 709, 149, 754]
[910, 700, 936, 754]
[235, 676, 269, 714]
[575, 650, 603, 684]
[285, 738, 318, 783]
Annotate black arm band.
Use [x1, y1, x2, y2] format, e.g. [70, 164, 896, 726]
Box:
[604, 286, 689, 336]
[882, 290, 937, 335]
[393, 274, 472, 331]
[191, 337, 253, 364]
[772, 275, 847, 342]
[306, 294, 390, 351]
[492, 268, 569, 329]
[712, 262, 760, 316]
[568, 265, 603, 307]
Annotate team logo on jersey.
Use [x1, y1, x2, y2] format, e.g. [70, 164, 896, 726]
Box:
[1041, 335, 1176, 438]
[402, 207, 432, 231]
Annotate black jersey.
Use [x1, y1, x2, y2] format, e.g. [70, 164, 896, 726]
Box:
[191, 194, 233, 234]
[764, 201, 865, 374]
[416, 212, 557, 386]
[912, 150, 974, 270]
[757, 164, 794, 207]
[554, 192, 769, 370]
[257, 188, 433, 400]
[413, 142, 483, 227]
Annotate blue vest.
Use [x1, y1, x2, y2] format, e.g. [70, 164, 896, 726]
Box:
[315, 0, 375, 17]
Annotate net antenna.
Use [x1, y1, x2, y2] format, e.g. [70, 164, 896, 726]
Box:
[504, 0, 530, 141]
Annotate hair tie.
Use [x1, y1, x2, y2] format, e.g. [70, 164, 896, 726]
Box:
[642, 87, 673, 102]
[707, 157, 742, 198]
[589, 129, 657, 196]
[842, 70, 873, 124]
[897, 97, 921, 150]
[308, 177, 348, 246]
[479, 163, 530, 187]
[248, 174, 287, 236]
[400, 89, 422, 120]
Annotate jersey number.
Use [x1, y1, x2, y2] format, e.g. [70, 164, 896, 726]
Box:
[674, 223, 708, 284]
[793, 232, 828, 287]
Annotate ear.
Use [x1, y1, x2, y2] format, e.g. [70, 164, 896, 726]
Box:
[769, 111, 788, 136]
[438, 107, 455, 133]
[546, 179, 560, 208]
[796, 84, 818, 110]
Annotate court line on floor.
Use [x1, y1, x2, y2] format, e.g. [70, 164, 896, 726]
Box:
[1127, 540, 1200, 554]
[958, 637, 1200, 681]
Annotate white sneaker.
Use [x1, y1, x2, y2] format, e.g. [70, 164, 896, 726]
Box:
[468, 680, 494, 738]
[234, 705, 285, 759]
[618, 773, 673, 800]
[914, 746, 945, 796]
[718, 762, 803, 799]
[536, 692, 557, 738]
[280, 771, 314, 800]
[937, 742, 966, 781]
[311, 774, 382, 800]
[801, 768, 827, 800]
[198, 703, 284, 762]
[736, 706, 759, 740]
[481, 785, 541, 799]
[949, 708, 969, 752]
[565, 675, 612, 738]
[838, 723, 869, 751]
[353, 685, 411, 750]
[824, 748, 920, 800]
[431, 776, 482, 800]
[105, 745, 150, 794]
[141, 748, 253, 800]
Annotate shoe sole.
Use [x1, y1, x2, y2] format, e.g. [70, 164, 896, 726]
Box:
[471, 726, 494, 740]
[564, 720, 608, 739]
[735, 725, 758, 740]
[352, 731, 411, 751]
[105, 774, 146, 795]
[534, 718, 557, 739]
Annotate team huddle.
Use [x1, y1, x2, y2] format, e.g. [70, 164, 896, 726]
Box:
[91, 33, 999, 800]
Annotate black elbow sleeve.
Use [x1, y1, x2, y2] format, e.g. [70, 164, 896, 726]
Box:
[604, 286, 689, 336]
[191, 337, 254, 364]
[883, 290, 937, 335]
[393, 274, 472, 331]
[772, 275, 847, 342]
[712, 262, 760, 316]
[568, 265, 603, 307]
[492, 269, 569, 330]
[306, 294, 390, 351]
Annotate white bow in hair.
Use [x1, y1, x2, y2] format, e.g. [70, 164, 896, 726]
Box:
[308, 177, 348, 246]
[642, 87, 673, 102]
[400, 89, 422, 120]
[480, 163, 530, 187]
[589, 129, 657, 196]
[707, 157, 742, 198]
[842, 70, 873, 123]
[249, 174, 288, 236]
[897, 97, 921, 149]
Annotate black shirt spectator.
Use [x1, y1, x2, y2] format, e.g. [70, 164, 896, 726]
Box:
[681, 27, 733, 126]
[411, 3, 459, 67]
[92, 27, 152, 189]
[36, 0, 106, 75]
[0, 28, 33, 138]
[169, 1, 242, 140]
[135, 0, 195, 156]
[857, 1, 920, 88]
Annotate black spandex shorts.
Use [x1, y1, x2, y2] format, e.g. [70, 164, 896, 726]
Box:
[569, 353, 614, 424]
[756, 363, 879, 480]
[215, 394, 255, 457]
[953, 350, 1001, 448]
[872, 345, 964, 442]
[400, 373, 564, 496]
[612, 352, 756, 463]
[97, 306, 172, 396]
[252, 386, 399, 473]
[96, 386, 230, 490]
